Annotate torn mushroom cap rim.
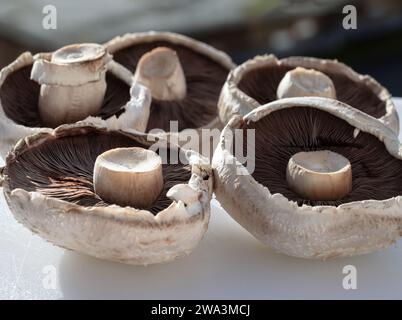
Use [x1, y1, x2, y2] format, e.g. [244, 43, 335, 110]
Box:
[2, 123, 211, 223]
[220, 54, 398, 133]
[217, 96, 402, 209]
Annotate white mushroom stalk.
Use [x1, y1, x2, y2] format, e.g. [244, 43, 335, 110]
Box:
[133, 47, 186, 101]
[286, 150, 352, 201]
[30, 43, 111, 127]
[94, 147, 163, 208]
[277, 67, 336, 99]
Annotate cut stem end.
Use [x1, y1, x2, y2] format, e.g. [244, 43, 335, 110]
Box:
[286, 150, 352, 201]
[277, 67, 336, 99]
[94, 147, 164, 208]
[134, 47, 187, 101]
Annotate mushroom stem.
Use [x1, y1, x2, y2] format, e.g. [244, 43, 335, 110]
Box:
[133, 47, 186, 101]
[31, 43, 110, 127]
[277, 67, 336, 99]
[94, 147, 164, 208]
[286, 150, 352, 201]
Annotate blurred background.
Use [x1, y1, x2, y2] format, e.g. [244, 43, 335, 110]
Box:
[0, 0, 401, 94]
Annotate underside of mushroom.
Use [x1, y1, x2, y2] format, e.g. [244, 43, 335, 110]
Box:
[0, 50, 150, 158]
[219, 55, 398, 133]
[2, 124, 213, 265]
[106, 32, 235, 132]
[1, 50, 130, 128]
[213, 97, 402, 259]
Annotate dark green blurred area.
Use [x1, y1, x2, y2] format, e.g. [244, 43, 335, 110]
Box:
[1, 0, 401, 95]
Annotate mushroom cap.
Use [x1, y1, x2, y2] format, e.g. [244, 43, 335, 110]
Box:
[0, 51, 151, 158]
[105, 31, 235, 133]
[212, 97, 402, 259]
[1, 123, 213, 265]
[218, 54, 399, 134]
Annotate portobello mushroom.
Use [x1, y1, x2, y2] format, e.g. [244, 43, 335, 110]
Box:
[0, 44, 150, 157]
[219, 55, 398, 133]
[105, 31, 235, 133]
[1, 123, 213, 265]
[213, 97, 402, 259]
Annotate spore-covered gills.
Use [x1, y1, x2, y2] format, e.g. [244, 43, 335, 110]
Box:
[0, 66, 130, 128]
[6, 130, 192, 215]
[243, 107, 402, 207]
[238, 64, 387, 119]
[113, 41, 230, 132]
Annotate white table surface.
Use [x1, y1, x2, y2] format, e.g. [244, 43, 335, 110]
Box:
[1, 98, 402, 300]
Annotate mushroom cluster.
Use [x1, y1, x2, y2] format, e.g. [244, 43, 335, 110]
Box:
[0, 43, 150, 157]
[1, 31, 401, 262]
[1, 123, 212, 265]
[219, 55, 399, 133]
[213, 97, 402, 259]
[0, 32, 234, 265]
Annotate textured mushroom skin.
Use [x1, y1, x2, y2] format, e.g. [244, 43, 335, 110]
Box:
[218, 55, 399, 133]
[0, 52, 149, 158]
[213, 98, 402, 259]
[3, 124, 213, 265]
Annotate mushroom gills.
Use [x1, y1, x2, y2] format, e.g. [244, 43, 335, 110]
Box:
[6, 131, 192, 214]
[241, 107, 402, 206]
[112, 41, 229, 131]
[238, 64, 387, 120]
[0, 64, 130, 128]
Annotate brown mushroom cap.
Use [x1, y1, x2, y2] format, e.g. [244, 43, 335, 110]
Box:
[106, 32, 234, 132]
[213, 97, 402, 259]
[225, 98, 402, 206]
[220, 55, 398, 133]
[239, 60, 386, 119]
[240, 105, 402, 207]
[1, 124, 213, 265]
[0, 54, 130, 129]
[3, 125, 192, 215]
